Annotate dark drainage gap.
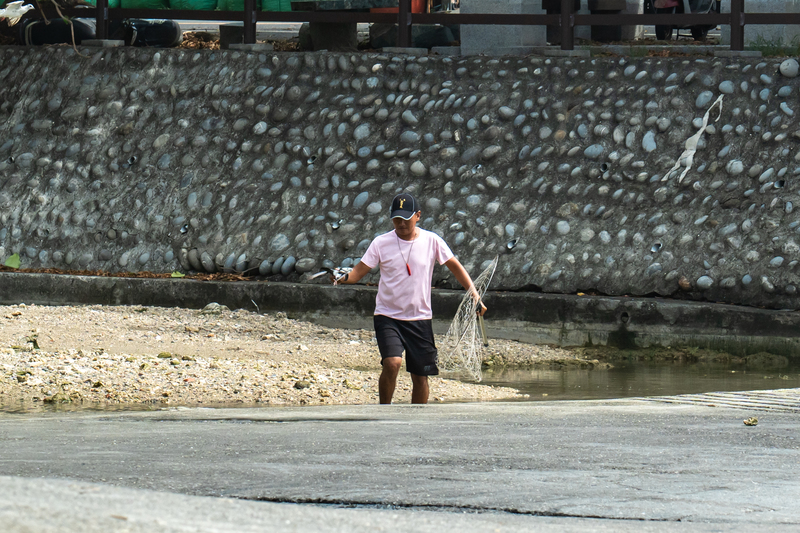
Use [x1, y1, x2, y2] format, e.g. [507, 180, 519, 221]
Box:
[240, 496, 678, 522]
[149, 417, 378, 424]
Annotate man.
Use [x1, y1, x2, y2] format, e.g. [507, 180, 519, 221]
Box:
[333, 193, 487, 404]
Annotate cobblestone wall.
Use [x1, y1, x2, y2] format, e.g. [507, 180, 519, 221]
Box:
[1, 46, 800, 308]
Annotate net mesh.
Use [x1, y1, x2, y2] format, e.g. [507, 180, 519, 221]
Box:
[439, 256, 498, 382]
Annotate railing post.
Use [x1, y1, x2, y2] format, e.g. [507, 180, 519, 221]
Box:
[397, 0, 412, 48]
[244, 0, 257, 44]
[95, 0, 109, 40]
[560, 0, 574, 50]
[730, 0, 744, 51]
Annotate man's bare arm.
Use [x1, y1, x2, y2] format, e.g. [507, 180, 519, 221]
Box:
[444, 257, 487, 316]
[333, 261, 372, 285]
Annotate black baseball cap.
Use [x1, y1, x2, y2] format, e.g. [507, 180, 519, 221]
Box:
[390, 193, 419, 220]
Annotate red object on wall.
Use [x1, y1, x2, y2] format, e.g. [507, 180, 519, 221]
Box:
[371, 0, 424, 13]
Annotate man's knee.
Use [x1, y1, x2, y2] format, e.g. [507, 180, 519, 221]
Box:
[382, 357, 402, 373]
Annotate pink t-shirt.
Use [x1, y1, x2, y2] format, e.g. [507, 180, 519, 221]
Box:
[360, 228, 454, 320]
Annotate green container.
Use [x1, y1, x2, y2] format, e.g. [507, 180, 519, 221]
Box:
[263, 0, 292, 10]
[170, 0, 218, 9]
[217, 0, 242, 9]
[84, 0, 122, 8]
[120, 0, 169, 8]
[217, 0, 291, 10]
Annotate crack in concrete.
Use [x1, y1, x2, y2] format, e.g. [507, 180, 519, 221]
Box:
[148, 417, 381, 424]
[241, 496, 682, 522]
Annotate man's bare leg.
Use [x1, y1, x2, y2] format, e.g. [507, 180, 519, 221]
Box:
[379, 357, 402, 404]
[410, 373, 429, 404]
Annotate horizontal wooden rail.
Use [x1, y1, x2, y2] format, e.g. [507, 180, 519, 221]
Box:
[745, 13, 800, 24]
[54, 0, 800, 53]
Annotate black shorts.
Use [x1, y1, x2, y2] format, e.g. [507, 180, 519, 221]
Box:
[373, 315, 439, 376]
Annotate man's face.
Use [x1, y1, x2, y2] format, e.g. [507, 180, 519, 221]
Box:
[392, 211, 421, 239]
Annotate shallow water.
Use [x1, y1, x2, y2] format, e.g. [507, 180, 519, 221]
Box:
[5, 361, 800, 414]
[481, 361, 800, 401]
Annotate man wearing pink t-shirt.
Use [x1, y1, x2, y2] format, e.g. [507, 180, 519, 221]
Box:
[333, 193, 487, 404]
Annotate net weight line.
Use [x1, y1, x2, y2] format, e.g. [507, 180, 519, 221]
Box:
[439, 256, 498, 382]
[478, 314, 488, 347]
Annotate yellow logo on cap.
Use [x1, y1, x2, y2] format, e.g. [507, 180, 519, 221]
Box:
[399, 199, 405, 209]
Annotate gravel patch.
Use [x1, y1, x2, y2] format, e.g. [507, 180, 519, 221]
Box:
[0, 303, 584, 410]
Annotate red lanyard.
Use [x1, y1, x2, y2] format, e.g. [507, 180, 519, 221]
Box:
[396, 231, 417, 276]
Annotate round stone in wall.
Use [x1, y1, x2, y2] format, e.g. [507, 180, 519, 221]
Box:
[188, 250, 202, 271]
[281, 256, 296, 276]
[695, 91, 714, 108]
[272, 257, 285, 275]
[482, 146, 501, 161]
[498, 106, 515, 120]
[770, 256, 785, 267]
[696, 276, 714, 289]
[465, 195, 481, 208]
[401, 110, 418, 126]
[400, 131, 420, 145]
[295, 257, 316, 273]
[726, 160, 744, 175]
[235, 254, 247, 272]
[200, 252, 216, 272]
[258, 260, 272, 276]
[353, 191, 370, 209]
[223, 254, 236, 273]
[780, 58, 799, 78]
[584, 144, 604, 159]
[353, 124, 370, 142]
[642, 131, 657, 153]
[271, 234, 291, 252]
[718, 80, 735, 94]
[153, 134, 170, 150]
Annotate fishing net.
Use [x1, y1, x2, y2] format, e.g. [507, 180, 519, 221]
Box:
[439, 256, 498, 382]
[663, 93, 723, 184]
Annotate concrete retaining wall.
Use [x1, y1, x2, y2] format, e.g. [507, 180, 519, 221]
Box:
[2, 47, 800, 309]
[3, 272, 800, 355]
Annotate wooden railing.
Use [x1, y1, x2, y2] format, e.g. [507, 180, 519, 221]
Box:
[57, 0, 800, 52]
